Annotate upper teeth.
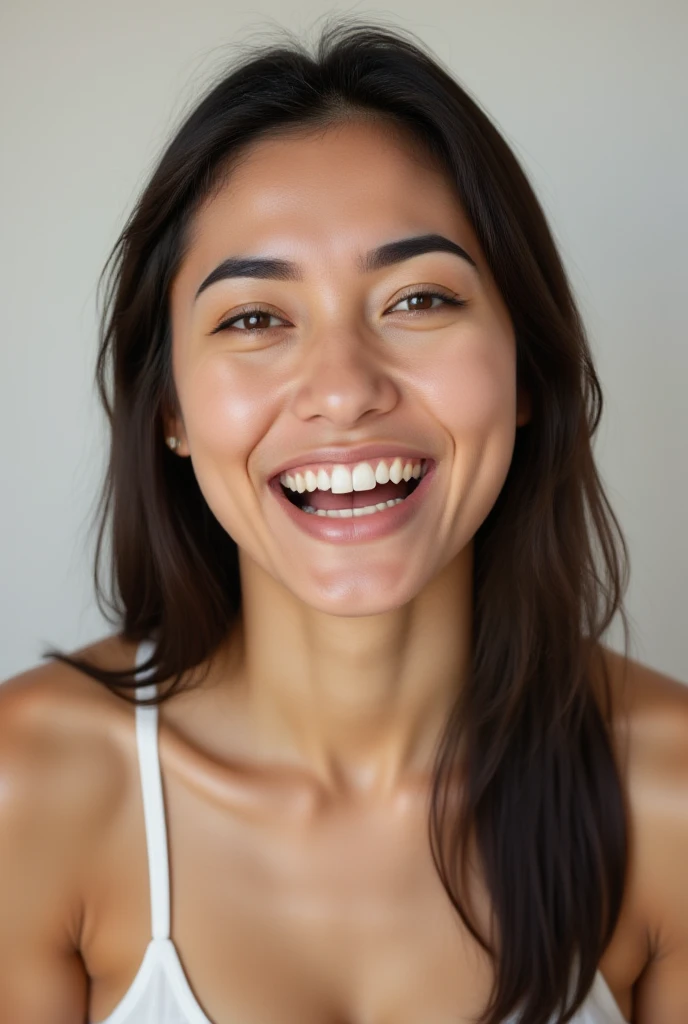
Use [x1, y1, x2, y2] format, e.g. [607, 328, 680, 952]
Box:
[279, 457, 426, 495]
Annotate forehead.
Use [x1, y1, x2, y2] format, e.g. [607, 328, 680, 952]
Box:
[177, 119, 482, 283]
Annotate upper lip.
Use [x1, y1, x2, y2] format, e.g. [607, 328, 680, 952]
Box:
[268, 445, 434, 480]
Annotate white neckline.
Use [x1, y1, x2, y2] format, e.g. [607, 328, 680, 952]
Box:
[93, 938, 215, 1024]
[592, 968, 629, 1023]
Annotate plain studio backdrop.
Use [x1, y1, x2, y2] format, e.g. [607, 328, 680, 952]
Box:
[0, 0, 686, 682]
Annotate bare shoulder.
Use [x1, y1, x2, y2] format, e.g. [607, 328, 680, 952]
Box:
[600, 645, 688, 1021]
[0, 633, 140, 774]
[0, 634, 140, 937]
[599, 643, 688, 773]
[0, 635, 143, 1021]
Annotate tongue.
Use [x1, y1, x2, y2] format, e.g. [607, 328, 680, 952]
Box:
[306, 480, 408, 511]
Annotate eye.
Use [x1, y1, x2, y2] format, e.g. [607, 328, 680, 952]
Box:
[386, 287, 467, 314]
[210, 307, 285, 334]
[210, 287, 467, 336]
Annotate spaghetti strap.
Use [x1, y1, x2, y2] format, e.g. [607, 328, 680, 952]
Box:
[134, 639, 170, 941]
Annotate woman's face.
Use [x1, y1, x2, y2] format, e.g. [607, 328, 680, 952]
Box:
[168, 118, 529, 616]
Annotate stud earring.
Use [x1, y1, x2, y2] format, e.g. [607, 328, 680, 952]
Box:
[166, 436, 180, 450]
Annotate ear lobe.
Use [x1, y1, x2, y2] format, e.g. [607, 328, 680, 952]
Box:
[516, 387, 532, 427]
[162, 411, 189, 455]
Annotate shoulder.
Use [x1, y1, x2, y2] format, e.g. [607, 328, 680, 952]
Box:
[600, 643, 688, 852]
[0, 632, 141, 766]
[0, 633, 141, 806]
[599, 643, 688, 788]
[600, 645, 688, 1018]
[0, 635, 140, 944]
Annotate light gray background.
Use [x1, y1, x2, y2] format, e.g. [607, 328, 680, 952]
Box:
[1, 0, 686, 682]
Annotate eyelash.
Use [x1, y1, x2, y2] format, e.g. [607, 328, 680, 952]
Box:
[210, 288, 467, 335]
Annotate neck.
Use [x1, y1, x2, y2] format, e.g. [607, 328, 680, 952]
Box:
[225, 543, 473, 801]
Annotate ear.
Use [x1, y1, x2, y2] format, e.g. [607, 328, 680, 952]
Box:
[162, 406, 190, 456]
[516, 385, 532, 427]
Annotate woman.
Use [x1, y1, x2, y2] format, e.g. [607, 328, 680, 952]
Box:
[1, 17, 686, 1024]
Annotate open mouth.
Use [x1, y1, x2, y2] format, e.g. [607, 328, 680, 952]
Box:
[275, 458, 432, 518]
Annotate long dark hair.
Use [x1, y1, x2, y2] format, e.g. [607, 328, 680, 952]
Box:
[46, 16, 632, 1024]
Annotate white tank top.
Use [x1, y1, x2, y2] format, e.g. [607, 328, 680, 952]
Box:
[93, 639, 630, 1024]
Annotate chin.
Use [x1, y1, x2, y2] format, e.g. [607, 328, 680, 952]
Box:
[286, 564, 429, 618]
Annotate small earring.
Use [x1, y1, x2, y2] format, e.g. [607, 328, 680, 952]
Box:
[166, 436, 180, 450]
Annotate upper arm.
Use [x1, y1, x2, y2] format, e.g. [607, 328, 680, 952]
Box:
[629, 670, 688, 1023]
[0, 671, 103, 1023]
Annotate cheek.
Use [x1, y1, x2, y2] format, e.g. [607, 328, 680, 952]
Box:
[420, 333, 518, 537]
[180, 357, 278, 458]
[174, 356, 281, 543]
[422, 333, 517, 438]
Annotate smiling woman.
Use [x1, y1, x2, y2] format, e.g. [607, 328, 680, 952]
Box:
[2, 13, 688, 1024]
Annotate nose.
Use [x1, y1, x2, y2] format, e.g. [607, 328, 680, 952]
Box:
[290, 327, 399, 428]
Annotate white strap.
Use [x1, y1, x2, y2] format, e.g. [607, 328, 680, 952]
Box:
[134, 639, 170, 941]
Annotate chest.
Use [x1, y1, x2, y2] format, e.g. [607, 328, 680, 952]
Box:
[86, 763, 502, 1024]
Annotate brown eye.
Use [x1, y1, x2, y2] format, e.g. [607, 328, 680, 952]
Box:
[387, 288, 467, 314]
[398, 294, 436, 311]
[211, 308, 284, 334]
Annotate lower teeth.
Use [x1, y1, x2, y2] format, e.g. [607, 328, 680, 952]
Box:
[301, 498, 405, 517]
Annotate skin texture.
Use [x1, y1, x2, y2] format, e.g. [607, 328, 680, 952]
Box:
[0, 120, 686, 1024]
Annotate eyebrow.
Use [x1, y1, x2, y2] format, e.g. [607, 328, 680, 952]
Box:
[194, 233, 478, 300]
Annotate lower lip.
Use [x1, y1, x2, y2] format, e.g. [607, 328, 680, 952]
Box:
[267, 464, 436, 544]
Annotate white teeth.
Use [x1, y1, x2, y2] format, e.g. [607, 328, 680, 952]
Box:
[351, 462, 377, 491]
[330, 465, 353, 494]
[374, 461, 390, 484]
[389, 457, 404, 484]
[280, 457, 428, 495]
[301, 498, 404, 517]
